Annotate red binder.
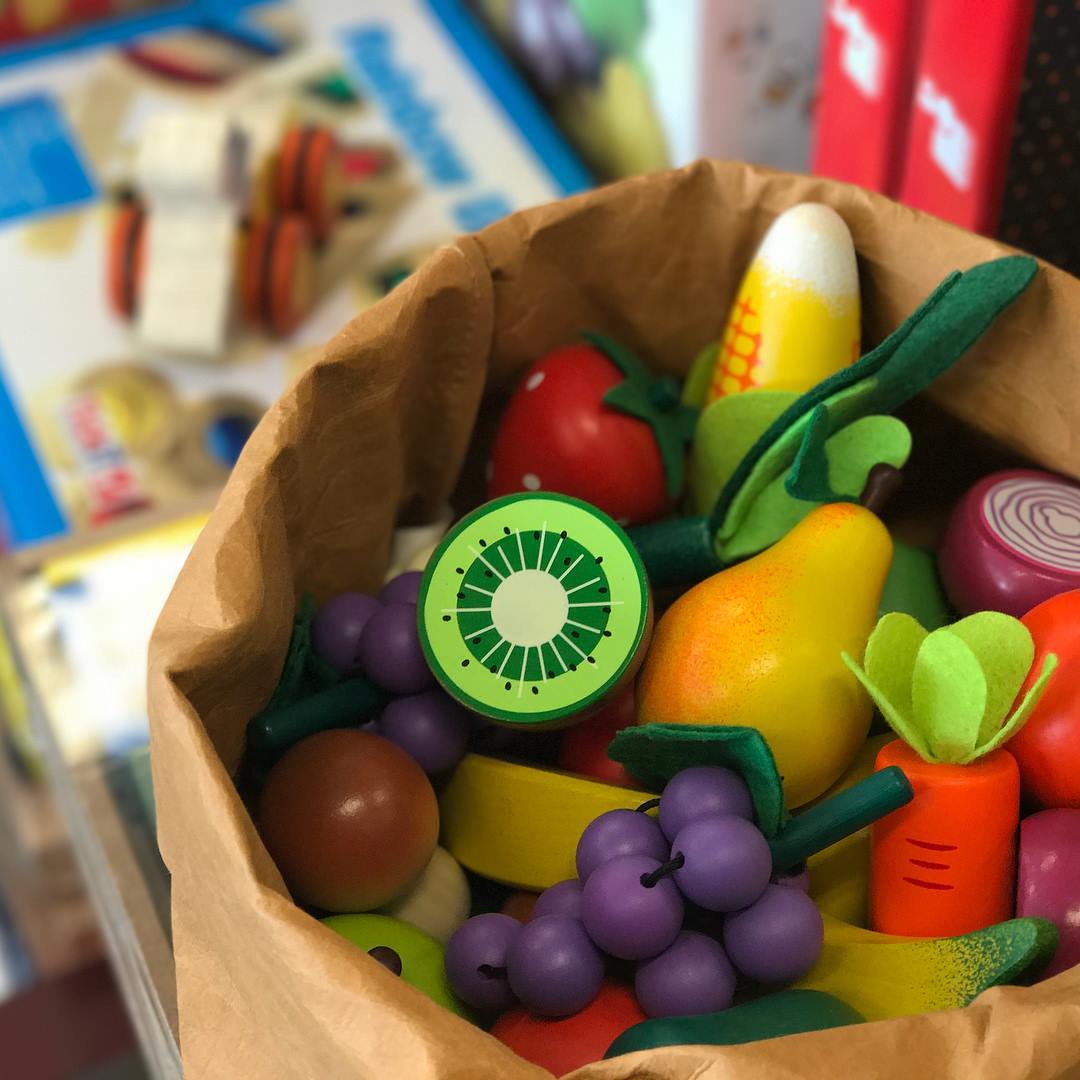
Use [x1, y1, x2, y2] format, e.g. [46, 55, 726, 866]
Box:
[898, 0, 1034, 233]
[812, 0, 925, 194]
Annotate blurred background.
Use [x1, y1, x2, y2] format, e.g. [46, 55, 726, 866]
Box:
[0, 0, 1070, 1075]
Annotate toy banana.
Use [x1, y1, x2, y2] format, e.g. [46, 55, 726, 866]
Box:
[792, 912, 1057, 1021]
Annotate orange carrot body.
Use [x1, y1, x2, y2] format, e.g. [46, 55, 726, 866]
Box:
[870, 740, 1019, 937]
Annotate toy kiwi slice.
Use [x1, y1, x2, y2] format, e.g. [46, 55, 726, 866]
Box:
[418, 493, 651, 727]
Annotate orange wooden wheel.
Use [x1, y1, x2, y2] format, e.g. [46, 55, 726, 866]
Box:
[275, 125, 343, 241]
[241, 214, 314, 337]
[107, 201, 147, 321]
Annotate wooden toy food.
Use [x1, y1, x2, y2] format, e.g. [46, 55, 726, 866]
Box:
[439, 754, 651, 890]
[321, 914, 467, 1017]
[605, 989, 865, 1059]
[940, 469, 1080, 616]
[843, 611, 1056, 936]
[257, 730, 439, 912]
[377, 847, 470, 946]
[486, 335, 696, 526]
[792, 912, 1057, 1020]
[556, 686, 638, 787]
[418, 493, 651, 727]
[1017, 809, 1080, 979]
[637, 502, 892, 807]
[1007, 589, 1080, 808]
[704, 203, 860, 402]
[491, 980, 646, 1076]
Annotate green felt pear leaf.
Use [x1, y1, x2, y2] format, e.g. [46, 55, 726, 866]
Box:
[264, 593, 341, 712]
[911, 631, 987, 762]
[707, 256, 1037, 544]
[608, 723, 788, 837]
[786, 404, 836, 503]
[688, 389, 798, 514]
[843, 607, 1057, 764]
[720, 414, 911, 562]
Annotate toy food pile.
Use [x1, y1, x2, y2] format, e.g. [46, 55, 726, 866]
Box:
[242, 204, 1080, 1077]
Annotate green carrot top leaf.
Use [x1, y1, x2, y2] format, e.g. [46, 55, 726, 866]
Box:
[841, 611, 1057, 765]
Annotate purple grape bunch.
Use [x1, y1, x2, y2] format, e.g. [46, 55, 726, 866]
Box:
[445, 764, 824, 1020]
[311, 573, 472, 775]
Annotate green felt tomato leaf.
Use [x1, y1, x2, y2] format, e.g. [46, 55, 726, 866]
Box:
[941, 612, 1035, 744]
[688, 389, 798, 514]
[592, 331, 698, 499]
[912, 630, 987, 763]
[608, 723, 788, 836]
[965, 653, 1059, 763]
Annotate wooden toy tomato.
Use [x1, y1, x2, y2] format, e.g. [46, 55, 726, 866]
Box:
[1008, 589, 1080, 808]
[241, 215, 315, 336]
[107, 200, 147, 320]
[487, 334, 696, 527]
[557, 686, 638, 787]
[492, 980, 646, 1075]
[275, 125, 344, 241]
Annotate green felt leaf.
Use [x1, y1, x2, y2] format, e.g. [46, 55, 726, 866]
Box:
[721, 415, 911, 562]
[786, 405, 836, 503]
[591, 332, 698, 499]
[608, 723, 788, 837]
[687, 389, 799, 514]
[912, 631, 987, 762]
[708, 257, 1037, 541]
[841, 654, 932, 761]
[683, 340, 719, 408]
[942, 612, 1035, 744]
[966, 653, 1058, 763]
[863, 612, 928, 722]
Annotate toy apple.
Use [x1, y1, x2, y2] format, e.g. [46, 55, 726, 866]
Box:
[491, 979, 646, 1075]
[1009, 589, 1080, 807]
[257, 730, 438, 911]
[557, 687, 638, 787]
[1017, 809, 1080, 978]
[487, 334, 696, 526]
[322, 913, 467, 1016]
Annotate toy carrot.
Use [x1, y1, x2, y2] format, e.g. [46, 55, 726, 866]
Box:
[842, 611, 1056, 937]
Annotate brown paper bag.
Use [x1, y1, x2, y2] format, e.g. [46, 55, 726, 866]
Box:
[148, 160, 1080, 1080]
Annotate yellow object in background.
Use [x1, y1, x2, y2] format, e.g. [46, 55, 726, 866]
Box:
[636, 503, 892, 807]
[439, 754, 652, 891]
[706, 203, 860, 403]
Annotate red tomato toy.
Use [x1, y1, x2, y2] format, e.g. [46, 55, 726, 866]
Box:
[487, 334, 696, 527]
[491, 980, 646, 1075]
[558, 687, 639, 788]
[1009, 589, 1080, 808]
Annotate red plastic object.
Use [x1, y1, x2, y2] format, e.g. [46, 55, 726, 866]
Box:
[1009, 589, 1080, 809]
[870, 740, 1019, 938]
[557, 687, 638, 788]
[812, 0, 926, 194]
[1018, 808, 1080, 978]
[939, 469, 1080, 617]
[491, 980, 646, 1076]
[898, 0, 1035, 233]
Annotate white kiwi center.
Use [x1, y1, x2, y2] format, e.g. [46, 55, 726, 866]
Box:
[490, 569, 569, 648]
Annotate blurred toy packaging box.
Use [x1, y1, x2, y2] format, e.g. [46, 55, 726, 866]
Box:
[0, 0, 589, 551]
[472, 0, 825, 179]
[814, 0, 1077, 273]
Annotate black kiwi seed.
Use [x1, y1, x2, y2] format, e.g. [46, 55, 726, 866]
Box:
[479, 539, 487, 547]
[462, 659, 470, 667]
[560, 530, 567, 538]
[485, 570, 493, 578]
[587, 657, 596, 664]
[531, 687, 539, 695]
[603, 630, 612, 637]
[571, 631, 580, 638]
[533, 531, 540, 539]
[504, 682, 512, 690]
[595, 556, 603, 564]
[564, 557, 572, 565]
[456, 567, 464, 574]
[598, 587, 608, 594]
[442, 615, 451, 622]
[503, 526, 511, 534]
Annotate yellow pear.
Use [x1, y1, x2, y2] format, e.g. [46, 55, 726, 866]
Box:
[636, 503, 892, 807]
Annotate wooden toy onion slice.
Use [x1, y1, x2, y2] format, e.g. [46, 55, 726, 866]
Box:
[418, 493, 651, 728]
[107, 201, 147, 320]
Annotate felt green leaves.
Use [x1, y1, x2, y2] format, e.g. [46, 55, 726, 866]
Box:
[631, 255, 1039, 585]
[841, 611, 1057, 765]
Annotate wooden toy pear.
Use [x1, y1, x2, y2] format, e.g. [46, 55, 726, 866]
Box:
[636, 502, 892, 807]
